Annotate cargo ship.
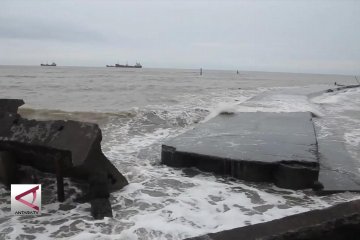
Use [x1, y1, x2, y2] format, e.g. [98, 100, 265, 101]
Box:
[106, 62, 142, 68]
[40, 62, 56, 67]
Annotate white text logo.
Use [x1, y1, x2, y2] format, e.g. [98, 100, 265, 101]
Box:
[11, 184, 41, 215]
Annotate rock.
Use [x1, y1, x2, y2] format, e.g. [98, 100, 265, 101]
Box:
[185, 199, 360, 240]
[0, 99, 24, 113]
[90, 198, 113, 220]
[219, 111, 235, 115]
[162, 112, 319, 189]
[0, 112, 128, 192]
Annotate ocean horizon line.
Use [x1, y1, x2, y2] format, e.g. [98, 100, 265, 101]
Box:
[0, 64, 357, 77]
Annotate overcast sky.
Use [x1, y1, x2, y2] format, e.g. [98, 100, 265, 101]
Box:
[0, 0, 359, 74]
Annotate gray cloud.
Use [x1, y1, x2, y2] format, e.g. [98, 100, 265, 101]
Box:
[0, 18, 104, 42]
[0, 0, 359, 74]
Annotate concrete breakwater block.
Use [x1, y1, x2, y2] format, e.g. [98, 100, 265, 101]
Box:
[162, 112, 319, 189]
[325, 84, 360, 93]
[0, 99, 24, 113]
[91, 198, 113, 220]
[185, 199, 360, 240]
[316, 132, 360, 193]
[0, 151, 17, 188]
[0, 111, 128, 192]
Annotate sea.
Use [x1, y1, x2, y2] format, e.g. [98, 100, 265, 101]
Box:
[0, 65, 359, 239]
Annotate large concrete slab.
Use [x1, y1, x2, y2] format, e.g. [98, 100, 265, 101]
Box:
[162, 112, 319, 189]
[316, 136, 360, 193]
[185, 199, 360, 240]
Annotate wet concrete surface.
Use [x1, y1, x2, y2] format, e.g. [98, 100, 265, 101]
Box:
[162, 111, 360, 192]
[162, 112, 319, 189]
[316, 130, 360, 193]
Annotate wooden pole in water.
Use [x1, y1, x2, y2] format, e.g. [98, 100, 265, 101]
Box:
[55, 158, 65, 202]
[200, 68, 202, 76]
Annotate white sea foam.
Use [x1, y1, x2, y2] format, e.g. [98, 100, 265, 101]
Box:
[310, 88, 360, 161]
[235, 93, 324, 116]
[345, 130, 360, 148]
[312, 88, 360, 104]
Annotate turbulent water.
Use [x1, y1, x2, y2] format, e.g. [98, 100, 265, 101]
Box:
[0, 66, 359, 240]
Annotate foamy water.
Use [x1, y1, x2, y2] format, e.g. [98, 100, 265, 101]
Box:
[0, 66, 359, 239]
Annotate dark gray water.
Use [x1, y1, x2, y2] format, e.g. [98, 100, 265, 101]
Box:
[0, 66, 359, 239]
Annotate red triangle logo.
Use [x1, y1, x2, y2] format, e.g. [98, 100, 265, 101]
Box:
[15, 185, 40, 211]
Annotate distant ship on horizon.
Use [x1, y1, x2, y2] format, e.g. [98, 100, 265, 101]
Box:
[106, 62, 142, 68]
[41, 62, 56, 67]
